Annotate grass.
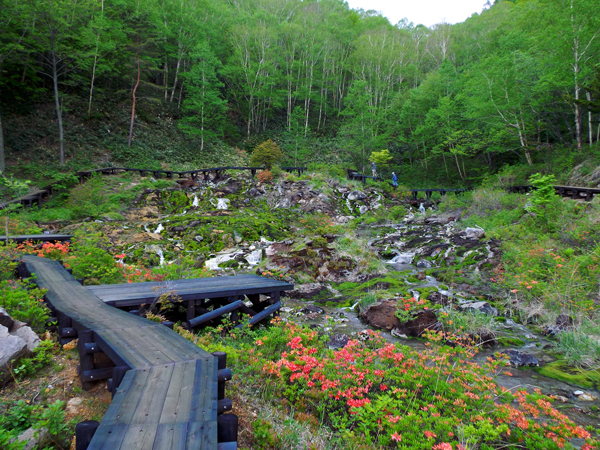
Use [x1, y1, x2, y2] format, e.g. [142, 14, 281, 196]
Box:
[333, 232, 386, 274]
[438, 309, 501, 345]
[555, 319, 600, 368]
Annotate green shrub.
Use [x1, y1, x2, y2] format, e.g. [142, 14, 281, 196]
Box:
[66, 231, 124, 285]
[0, 280, 49, 333]
[251, 140, 284, 169]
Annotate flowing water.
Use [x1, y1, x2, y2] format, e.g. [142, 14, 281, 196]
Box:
[278, 243, 600, 433]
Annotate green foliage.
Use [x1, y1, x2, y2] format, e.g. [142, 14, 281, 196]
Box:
[66, 231, 124, 285]
[0, 279, 49, 333]
[368, 149, 392, 168]
[556, 319, 600, 368]
[527, 173, 559, 221]
[251, 140, 284, 169]
[0, 176, 30, 199]
[11, 340, 57, 380]
[0, 399, 69, 449]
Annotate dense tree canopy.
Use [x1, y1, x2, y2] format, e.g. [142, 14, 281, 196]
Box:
[0, 0, 598, 183]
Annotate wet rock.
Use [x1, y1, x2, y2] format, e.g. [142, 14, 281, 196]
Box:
[300, 305, 324, 315]
[574, 392, 596, 401]
[247, 187, 265, 197]
[458, 301, 498, 316]
[427, 291, 451, 306]
[390, 328, 408, 339]
[347, 190, 367, 201]
[416, 259, 433, 269]
[329, 333, 350, 349]
[194, 235, 204, 242]
[464, 227, 485, 239]
[359, 300, 401, 330]
[359, 205, 368, 215]
[395, 310, 440, 337]
[0, 307, 14, 330]
[503, 349, 539, 367]
[266, 243, 291, 257]
[288, 283, 326, 299]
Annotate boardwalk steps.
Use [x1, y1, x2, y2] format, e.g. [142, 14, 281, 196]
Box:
[19, 255, 240, 449]
[507, 184, 600, 201]
[86, 276, 292, 329]
[0, 166, 307, 211]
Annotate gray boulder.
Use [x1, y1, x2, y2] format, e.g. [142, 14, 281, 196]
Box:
[416, 259, 433, 269]
[13, 325, 41, 351]
[0, 325, 29, 387]
[347, 190, 367, 201]
[329, 333, 350, 350]
[11, 427, 49, 450]
[359, 205, 369, 215]
[464, 227, 485, 239]
[458, 301, 498, 316]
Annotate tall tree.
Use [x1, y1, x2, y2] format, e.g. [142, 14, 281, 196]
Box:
[179, 41, 226, 151]
[25, 0, 92, 165]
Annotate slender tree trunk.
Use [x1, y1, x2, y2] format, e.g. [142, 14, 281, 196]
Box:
[52, 51, 65, 166]
[170, 56, 181, 102]
[587, 92, 593, 145]
[0, 108, 5, 174]
[88, 0, 104, 116]
[88, 48, 99, 116]
[128, 51, 141, 148]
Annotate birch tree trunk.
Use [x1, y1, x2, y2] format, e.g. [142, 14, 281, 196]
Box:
[52, 49, 65, 166]
[0, 109, 5, 174]
[128, 51, 141, 148]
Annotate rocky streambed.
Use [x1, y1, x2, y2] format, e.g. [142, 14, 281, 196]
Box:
[47, 173, 600, 433]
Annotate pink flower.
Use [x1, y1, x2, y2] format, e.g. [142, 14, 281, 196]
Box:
[424, 430, 437, 439]
[510, 289, 518, 293]
[391, 432, 401, 442]
[256, 339, 263, 346]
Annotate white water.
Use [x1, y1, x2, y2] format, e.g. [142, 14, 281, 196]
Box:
[155, 247, 165, 266]
[192, 194, 199, 207]
[246, 249, 262, 265]
[387, 252, 415, 265]
[154, 223, 164, 234]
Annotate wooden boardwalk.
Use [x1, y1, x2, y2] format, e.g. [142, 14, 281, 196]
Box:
[0, 234, 73, 244]
[508, 184, 600, 201]
[86, 275, 293, 329]
[77, 165, 307, 182]
[19, 255, 239, 450]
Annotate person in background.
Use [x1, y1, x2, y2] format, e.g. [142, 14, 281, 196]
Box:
[372, 161, 377, 178]
[392, 172, 398, 189]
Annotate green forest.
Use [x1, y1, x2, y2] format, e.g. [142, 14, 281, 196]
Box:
[1, 0, 599, 184]
[3, 1, 600, 449]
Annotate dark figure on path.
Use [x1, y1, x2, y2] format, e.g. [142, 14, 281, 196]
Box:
[392, 172, 398, 189]
[372, 162, 377, 178]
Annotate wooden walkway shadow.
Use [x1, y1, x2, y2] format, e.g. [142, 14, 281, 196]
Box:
[19, 255, 238, 450]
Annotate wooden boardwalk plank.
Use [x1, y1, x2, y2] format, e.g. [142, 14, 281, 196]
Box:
[20, 255, 246, 450]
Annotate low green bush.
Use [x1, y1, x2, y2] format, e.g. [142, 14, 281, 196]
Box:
[0, 280, 49, 333]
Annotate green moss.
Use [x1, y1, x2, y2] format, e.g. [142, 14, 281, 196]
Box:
[497, 337, 524, 347]
[536, 360, 600, 389]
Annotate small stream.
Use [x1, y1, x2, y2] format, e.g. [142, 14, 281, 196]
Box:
[279, 222, 600, 433]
